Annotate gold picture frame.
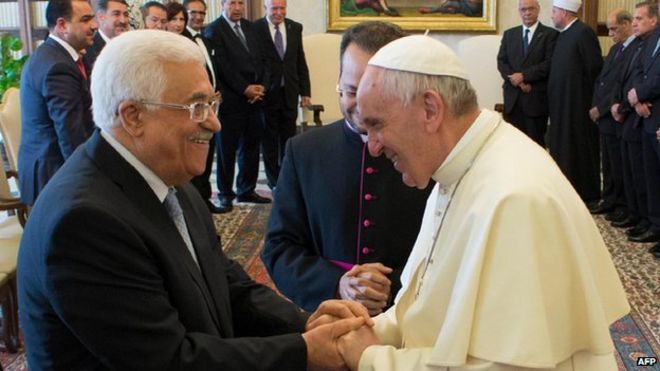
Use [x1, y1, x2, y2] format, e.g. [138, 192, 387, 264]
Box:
[327, 0, 497, 32]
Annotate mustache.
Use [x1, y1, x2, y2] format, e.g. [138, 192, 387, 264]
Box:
[189, 130, 214, 142]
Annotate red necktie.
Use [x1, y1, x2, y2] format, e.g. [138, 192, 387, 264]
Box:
[76, 57, 87, 80]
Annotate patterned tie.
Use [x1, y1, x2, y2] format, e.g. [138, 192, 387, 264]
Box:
[523, 28, 530, 56]
[164, 188, 199, 267]
[76, 57, 87, 80]
[233, 23, 249, 51]
[274, 23, 285, 59]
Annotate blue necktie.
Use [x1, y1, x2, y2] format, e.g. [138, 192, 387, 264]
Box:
[274, 24, 285, 59]
[523, 28, 530, 56]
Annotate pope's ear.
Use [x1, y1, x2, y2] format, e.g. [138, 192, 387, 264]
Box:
[117, 101, 145, 137]
[422, 90, 444, 133]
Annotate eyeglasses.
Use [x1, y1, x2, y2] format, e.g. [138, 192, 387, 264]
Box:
[141, 94, 221, 122]
[336, 84, 357, 98]
[188, 10, 207, 16]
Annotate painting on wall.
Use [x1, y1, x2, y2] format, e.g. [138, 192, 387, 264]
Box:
[327, 0, 497, 31]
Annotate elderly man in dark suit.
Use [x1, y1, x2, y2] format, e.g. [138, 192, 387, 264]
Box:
[204, 0, 271, 212]
[497, 0, 557, 147]
[18, 29, 371, 370]
[254, 0, 311, 189]
[83, 0, 129, 72]
[588, 9, 634, 218]
[18, 0, 97, 206]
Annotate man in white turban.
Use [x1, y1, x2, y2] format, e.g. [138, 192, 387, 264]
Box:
[336, 35, 630, 371]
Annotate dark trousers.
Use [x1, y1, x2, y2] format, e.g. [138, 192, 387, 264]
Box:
[600, 132, 627, 211]
[190, 134, 217, 200]
[216, 109, 264, 199]
[262, 89, 298, 189]
[621, 137, 648, 224]
[503, 103, 548, 147]
[641, 129, 660, 233]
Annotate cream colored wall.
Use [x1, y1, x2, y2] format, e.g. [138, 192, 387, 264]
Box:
[285, 0, 556, 50]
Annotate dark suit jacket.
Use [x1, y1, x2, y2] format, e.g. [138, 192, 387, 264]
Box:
[614, 37, 645, 141]
[18, 131, 308, 370]
[592, 41, 629, 135]
[633, 27, 660, 133]
[254, 17, 311, 110]
[261, 121, 432, 312]
[82, 32, 105, 73]
[18, 37, 94, 205]
[497, 23, 558, 117]
[204, 16, 269, 115]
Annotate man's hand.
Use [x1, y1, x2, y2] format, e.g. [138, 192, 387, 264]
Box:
[244, 84, 265, 104]
[656, 127, 660, 142]
[303, 317, 368, 371]
[519, 82, 532, 93]
[589, 107, 599, 122]
[508, 72, 524, 87]
[306, 299, 372, 331]
[628, 88, 639, 105]
[338, 325, 380, 371]
[635, 102, 651, 118]
[611, 103, 624, 123]
[338, 263, 393, 316]
[300, 96, 311, 107]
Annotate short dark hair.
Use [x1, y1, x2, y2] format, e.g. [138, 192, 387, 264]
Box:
[183, 0, 207, 11]
[46, 0, 74, 29]
[636, 1, 659, 18]
[140, 1, 166, 19]
[166, 1, 188, 24]
[95, 0, 127, 12]
[339, 21, 407, 71]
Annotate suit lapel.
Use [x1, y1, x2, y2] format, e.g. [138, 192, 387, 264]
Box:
[86, 131, 226, 336]
[522, 24, 544, 63]
[176, 188, 232, 337]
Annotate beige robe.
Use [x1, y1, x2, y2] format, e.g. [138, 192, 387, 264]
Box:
[359, 110, 630, 371]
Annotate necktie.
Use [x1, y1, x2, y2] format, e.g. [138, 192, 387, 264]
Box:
[653, 37, 660, 57]
[233, 23, 249, 51]
[164, 188, 199, 267]
[76, 57, 87, 80]
[274, 23, 285, 59]
[614, 43, 624, 60]
[522, 28, 530, 56]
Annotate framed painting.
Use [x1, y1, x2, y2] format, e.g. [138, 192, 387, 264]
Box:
[327, 0, 497, 32]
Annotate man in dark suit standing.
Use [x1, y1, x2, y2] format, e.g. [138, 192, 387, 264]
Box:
[610, 2, 655, 242]
[262, 22, 432, 316]
[18, 29, 372, 370]
[18, 0, 97, 206]
[588, 9, 634, 218]
[547, 0, 603, 207]
[254, 0, 311, 189]
[182, 0, 226, 213]
[83, 0, 129, 72]
[204, 0, 271, 212]
[497, 0, 557, 147]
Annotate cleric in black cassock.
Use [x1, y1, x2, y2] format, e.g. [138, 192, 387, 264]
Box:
[547, 0, 603, 204]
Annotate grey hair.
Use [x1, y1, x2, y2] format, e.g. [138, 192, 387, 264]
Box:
[91, 30, 205, 130]
[378, 69, 478, 117]
[615, 9, 633, 24]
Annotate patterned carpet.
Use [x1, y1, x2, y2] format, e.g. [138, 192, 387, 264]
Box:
[1, 205, 658, 370]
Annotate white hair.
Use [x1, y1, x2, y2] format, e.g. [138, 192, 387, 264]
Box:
[378, 69, 478, 117]
[91, 30, 205, 130]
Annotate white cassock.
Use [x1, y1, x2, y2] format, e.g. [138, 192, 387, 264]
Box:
[359, 109, 630, 371]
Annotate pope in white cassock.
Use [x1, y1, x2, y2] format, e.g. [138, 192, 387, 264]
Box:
[337, 35, 630, 371]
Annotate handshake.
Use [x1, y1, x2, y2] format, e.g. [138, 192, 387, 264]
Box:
[303, 300, 380, 371]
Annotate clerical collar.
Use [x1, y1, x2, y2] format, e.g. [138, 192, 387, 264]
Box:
[431, 109, 501, 188]
[344, 119, 368, 143]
